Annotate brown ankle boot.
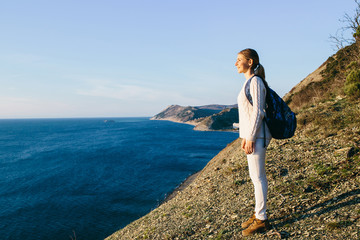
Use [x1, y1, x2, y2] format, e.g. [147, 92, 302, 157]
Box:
[241, 212, 256, 229]
[242, 218, 270, 236]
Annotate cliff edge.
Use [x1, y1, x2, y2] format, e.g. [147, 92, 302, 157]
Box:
[107, 114, 359, 239]
[107, 44, 360, 239]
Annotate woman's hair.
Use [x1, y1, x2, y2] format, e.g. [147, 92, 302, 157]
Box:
[238, 48, 269, 88]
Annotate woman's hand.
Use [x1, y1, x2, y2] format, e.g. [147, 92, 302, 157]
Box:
[241, 139, 255, 155]
[241, 138, 246, 150]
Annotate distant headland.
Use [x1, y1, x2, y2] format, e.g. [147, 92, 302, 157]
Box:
[150, 104, 239, 131]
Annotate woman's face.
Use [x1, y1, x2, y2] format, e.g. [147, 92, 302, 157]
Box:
[235, 54, 252, 74]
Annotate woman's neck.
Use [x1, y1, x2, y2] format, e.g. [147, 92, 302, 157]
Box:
[244, 70, 254, 80]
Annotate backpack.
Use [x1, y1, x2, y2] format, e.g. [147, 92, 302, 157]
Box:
[245, 76, 297, 139]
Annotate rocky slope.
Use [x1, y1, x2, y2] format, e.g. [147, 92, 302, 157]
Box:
[284, 43, 360, 112]
[106, 43, 360, 239]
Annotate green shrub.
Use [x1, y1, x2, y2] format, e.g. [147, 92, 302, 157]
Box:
[346, 61, 359, 70]
[327, 220, 353, 230]
[353, 26, 360, 41]
[346, 69, 360, 83]
[344, 69, 360, 98]
[344, 82, 360, 97]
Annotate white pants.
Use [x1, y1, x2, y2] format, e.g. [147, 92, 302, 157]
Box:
[246, 138, 270, 220]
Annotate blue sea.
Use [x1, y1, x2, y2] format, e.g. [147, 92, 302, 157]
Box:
[0, 118, 237, 240]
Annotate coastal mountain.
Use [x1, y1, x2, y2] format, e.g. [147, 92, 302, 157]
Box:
[151, 104, 237, 130]
[193, 107, 239, 131]
[107, 43, 360, 239]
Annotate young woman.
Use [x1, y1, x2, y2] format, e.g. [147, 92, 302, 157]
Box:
[235, 48, 272, 236]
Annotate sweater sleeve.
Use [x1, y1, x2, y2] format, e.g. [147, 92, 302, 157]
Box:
[246, 76, 266, 141]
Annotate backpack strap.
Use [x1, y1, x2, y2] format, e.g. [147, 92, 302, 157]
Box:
[244, 75, 267, 148]
[244, 76, 255, 105]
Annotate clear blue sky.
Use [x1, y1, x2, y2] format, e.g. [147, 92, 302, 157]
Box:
[0, 0, 356, 118]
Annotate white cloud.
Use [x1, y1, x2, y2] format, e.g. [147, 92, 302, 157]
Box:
[0, 53, 45, 64]
[0, 96, 72, 118]
[0, 75, 208, 118]
[77, 83, 161, 101]
[76, 78, 200, 104]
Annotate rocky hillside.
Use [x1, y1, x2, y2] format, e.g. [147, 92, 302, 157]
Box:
[151, 104, 237, 130]
[284, 43, 360, 112]
[106, 43, 360, 239]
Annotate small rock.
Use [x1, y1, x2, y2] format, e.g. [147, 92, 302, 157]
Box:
[280, 168, 288, 177]
[304, 185, 314, 193]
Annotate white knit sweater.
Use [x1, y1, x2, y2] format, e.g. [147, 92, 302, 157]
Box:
[237, 76, 272, 141]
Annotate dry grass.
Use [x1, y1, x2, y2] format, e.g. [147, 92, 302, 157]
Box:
[295, 96, 360, 139]
[285, 43, 360, 112]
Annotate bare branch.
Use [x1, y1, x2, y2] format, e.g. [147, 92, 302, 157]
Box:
[329, 0, 360, 49]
